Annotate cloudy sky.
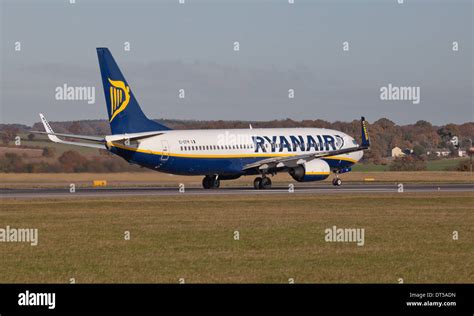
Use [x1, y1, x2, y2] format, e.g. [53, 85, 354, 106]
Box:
[1, 0, 472, 126]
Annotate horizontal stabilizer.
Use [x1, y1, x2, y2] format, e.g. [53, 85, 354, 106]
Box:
[36, 113, 107, 149]
[105, 131, 164, 142]
[35, 114, 165, 150]
[31, 131, 105, 142]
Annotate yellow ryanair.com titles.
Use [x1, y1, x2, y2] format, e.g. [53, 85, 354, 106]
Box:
[108, 78, 130, 122]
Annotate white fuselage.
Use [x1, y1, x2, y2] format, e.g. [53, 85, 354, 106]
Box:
[107, 127, 363, 175]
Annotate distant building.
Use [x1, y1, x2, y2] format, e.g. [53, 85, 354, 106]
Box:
[391, 147, 405, 157]
[427, 148, 451, 157]
[456, 150, 466, 157]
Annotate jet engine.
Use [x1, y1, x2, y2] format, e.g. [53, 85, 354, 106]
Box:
[289, 159, 331, 182]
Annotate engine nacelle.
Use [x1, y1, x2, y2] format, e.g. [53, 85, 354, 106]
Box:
[289, 159, 331, 182]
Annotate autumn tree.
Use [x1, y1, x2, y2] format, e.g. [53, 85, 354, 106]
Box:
[42, 147, 56, 158]
[58, 150, 88, 172]
[389, 156, 427, 171]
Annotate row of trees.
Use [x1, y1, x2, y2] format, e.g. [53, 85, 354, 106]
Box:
[24, 118, 471, 163]
[0, 150, 146, 173]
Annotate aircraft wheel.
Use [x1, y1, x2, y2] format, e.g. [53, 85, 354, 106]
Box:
[334, 178, 342, 186]
[212, 178, 220, 189]
[253, 177, 262, 190]
[202, 176, 212, 189]
[260, 177, 272, 189]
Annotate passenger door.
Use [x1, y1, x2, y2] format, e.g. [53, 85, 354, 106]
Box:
[161, 140, 169, 161]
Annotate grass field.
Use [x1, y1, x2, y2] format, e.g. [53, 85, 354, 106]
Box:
[0, 193, 472, 283]
[0, 171, 472, 189]
[352, 158, 468, 172]
[424, 158, 468, 171]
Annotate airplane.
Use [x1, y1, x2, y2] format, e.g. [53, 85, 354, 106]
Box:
[35, 48, 371, 190]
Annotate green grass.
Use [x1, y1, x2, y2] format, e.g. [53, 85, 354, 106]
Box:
[351, 164, 389, 172]
[353, 158, 466, 172]
[0, 193, 472, 283]
[425, 158, 465, 171]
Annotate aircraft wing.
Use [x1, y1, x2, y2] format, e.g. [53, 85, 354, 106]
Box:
[243, 146, 364, 171]
[243, 117, 370, 171]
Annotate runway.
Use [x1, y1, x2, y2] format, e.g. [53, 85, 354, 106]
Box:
[1, 183, 473, 198]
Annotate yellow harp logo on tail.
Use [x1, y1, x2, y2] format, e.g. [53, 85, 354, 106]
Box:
[108, 78, 130, 122]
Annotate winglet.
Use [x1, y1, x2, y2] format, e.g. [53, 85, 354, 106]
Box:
[39, 113, 62, 143]
[360, 116, 370, 148]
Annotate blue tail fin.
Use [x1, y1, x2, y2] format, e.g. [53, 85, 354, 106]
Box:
[96, 48, 170, 134]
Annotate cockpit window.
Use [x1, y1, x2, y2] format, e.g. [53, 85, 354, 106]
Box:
[352, 139, 358, 146]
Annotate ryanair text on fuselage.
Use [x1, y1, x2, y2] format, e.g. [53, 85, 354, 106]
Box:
[252, 134, 343, 152]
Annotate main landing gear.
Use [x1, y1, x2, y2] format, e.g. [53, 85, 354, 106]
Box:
[202, 175, 220, 189]
[253, 175, 272, 190]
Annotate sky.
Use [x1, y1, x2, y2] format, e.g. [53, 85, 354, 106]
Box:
[1, 0, 473, 126]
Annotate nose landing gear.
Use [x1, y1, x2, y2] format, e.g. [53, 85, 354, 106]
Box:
[332, 177, 342, 186]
